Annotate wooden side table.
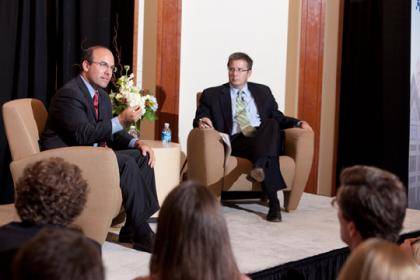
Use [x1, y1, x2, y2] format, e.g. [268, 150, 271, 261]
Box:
[143, 140, 181, 217]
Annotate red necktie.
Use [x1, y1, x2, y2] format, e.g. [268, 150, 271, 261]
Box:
[93, 90, 107, 147]
[93, 90, 99, 120]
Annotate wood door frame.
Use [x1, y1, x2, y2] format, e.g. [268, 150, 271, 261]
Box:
[298, 0, 326, 193]
[154, 0, 182, 142]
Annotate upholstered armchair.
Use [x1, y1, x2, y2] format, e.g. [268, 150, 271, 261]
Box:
[187, 126, 314, 211]
[2, 98, 122, 244]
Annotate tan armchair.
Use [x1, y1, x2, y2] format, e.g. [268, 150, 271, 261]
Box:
[2, 98, 122, 244]
[187, 127, 314, 211]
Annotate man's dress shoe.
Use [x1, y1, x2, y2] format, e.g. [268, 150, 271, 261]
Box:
[118, 226, 134, 243]
[266, 202, 282, 222]
[133, 231, 155, 253]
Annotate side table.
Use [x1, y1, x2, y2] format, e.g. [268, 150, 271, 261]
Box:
[142, 140, 181, 217]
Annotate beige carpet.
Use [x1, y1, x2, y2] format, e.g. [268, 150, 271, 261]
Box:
[102, 193, 420, 280]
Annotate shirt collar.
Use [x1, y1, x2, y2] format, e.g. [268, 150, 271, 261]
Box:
[230, 83, 250, 97]
[80, 75, 96, 98]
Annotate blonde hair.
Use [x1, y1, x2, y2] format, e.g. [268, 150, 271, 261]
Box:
[338, 238, 420, 280]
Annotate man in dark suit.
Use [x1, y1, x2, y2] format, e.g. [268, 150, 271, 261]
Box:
[193, 52, 312, 222]
[40, 45, 159, 252]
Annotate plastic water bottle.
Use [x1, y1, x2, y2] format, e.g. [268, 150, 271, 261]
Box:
[128, 125, 139, 140]
[161, 123, 171, 143]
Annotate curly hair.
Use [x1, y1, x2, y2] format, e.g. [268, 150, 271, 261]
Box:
[15, 157, 88, 226]
[337, 165, 407, 242]
[12, 228, 104, 280]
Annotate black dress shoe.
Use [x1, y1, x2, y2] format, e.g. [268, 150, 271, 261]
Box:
[266, 207, 282, 222]
[133, 231, 155, 253]
[247, 167, 265, 183]
[118, 226, 134, 243]
[266, 201, 282, 222]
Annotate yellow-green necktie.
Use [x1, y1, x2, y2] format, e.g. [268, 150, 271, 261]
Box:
[236, 91, 256, 137]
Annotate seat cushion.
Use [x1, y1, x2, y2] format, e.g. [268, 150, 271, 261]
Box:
[223, 155, 295, 191]
[0, 204, 19, 226]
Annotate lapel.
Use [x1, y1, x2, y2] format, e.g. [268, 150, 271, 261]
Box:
[219, 84, 233, 133]
[76, 76, 97, 121]
[97, 89, 110, 121]
[248, 82, 264, 117]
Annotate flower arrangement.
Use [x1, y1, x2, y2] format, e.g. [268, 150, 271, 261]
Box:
[109, 66, 158, 133]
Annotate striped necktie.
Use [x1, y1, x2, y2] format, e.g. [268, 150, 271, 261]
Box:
[236, 91, 256, 137]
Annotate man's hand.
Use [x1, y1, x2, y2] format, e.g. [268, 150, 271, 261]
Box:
[300, 121, 313, 132]
[198, 117, 213, 129]
[135, 140, 156, 167]
[118, 106, 142, 127]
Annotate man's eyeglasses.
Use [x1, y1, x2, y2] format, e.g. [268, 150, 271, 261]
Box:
[90, 61, 117, 73]
[228, 67, 250, 73]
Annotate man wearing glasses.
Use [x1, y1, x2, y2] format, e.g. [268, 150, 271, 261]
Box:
[193, 52, 312, 222]
[40, 45, 159, 252]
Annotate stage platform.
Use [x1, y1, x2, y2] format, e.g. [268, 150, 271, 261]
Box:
[102, 193, 420, 280]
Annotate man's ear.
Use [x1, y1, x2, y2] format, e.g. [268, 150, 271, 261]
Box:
[347, 221, 358, 239]
[247, 69, 252, 79]
[82, 60, 90, 72]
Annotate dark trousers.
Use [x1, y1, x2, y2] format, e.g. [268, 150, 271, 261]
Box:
[115, 149, 159, 236]
[231, 119, 286, 200]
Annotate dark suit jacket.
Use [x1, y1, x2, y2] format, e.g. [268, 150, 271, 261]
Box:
[40, 76, 132, 150]
[193, 82, 299, 135]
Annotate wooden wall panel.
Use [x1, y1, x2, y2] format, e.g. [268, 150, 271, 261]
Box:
[331, 0, 344, 196]
[155, 0, 182, 142]
[298, 0, 326, 193]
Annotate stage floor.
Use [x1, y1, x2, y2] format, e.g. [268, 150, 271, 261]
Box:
[102, 193, 420, 280]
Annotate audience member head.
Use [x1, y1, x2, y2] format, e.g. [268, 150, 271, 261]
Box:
[15, 157, 88, 226]
[150, 181, 243, 280]
[80, 45, 115, 88]
[12, 228, 104, 280]
[334, 165, 406, 249]
[227, 52, 253, 89]
[338, 238, 419, 280]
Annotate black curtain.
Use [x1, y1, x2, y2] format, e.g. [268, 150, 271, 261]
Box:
[337, 0, 411, 188]
[0, 0, 134, 204]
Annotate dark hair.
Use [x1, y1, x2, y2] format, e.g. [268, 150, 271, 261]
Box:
[12, 228, 104, 280]
[150, 181, 243, 280]
[15, 157, 88, 226]
[80, 45, 111, 65]
[227, 52, 253, 70]
[337, 165, 407, 242]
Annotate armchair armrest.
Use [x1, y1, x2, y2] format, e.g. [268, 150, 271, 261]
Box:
[283, 128, 314, 211]
[187, 128, 225, 197]
[9, 146, 122, 244]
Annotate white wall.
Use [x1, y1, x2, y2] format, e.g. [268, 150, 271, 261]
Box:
[178, 0, 290, 150]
